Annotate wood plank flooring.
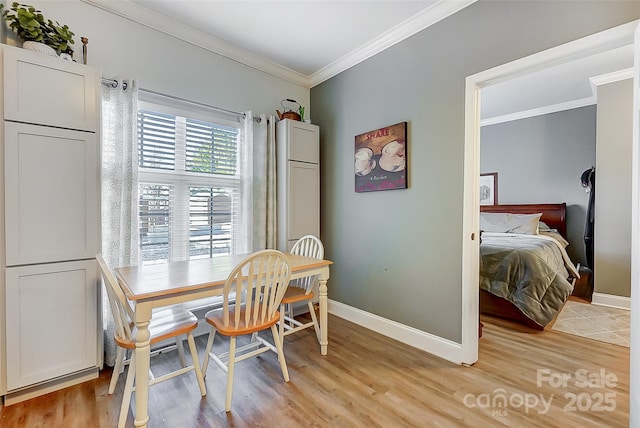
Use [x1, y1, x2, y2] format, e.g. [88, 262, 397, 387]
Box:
[0, 314, 630, 427]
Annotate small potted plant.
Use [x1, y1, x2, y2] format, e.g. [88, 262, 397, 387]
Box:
[2, 2, 74, 57]
[44, 19, 75, 57]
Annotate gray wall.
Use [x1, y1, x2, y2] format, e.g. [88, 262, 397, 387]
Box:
[595, 79, 633, 297]
[480, 106, 597, 266]
[311, 0, 640, 342]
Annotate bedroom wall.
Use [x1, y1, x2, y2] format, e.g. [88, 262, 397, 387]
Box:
[2, 1, 309, 122]
[479, 106, 597, 266]
[594, 78, 633, 298]
[311, 0, 640, 343]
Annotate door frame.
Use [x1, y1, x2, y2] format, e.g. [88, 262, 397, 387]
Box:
[461, 20, 639, 395]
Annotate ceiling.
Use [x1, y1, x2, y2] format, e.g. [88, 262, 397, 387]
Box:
[85, 0, 475, 86]
[480, 44, 634, 125]
[133, 0, 441, 77]
[86, 0, 634, 122]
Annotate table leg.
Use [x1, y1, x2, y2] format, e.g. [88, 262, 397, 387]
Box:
[134, 308, 152, 428]
[319, 277, 328, 355]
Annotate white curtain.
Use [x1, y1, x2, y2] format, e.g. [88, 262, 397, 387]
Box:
[101, 78, 140, 366]
[238, 112, 277, 252]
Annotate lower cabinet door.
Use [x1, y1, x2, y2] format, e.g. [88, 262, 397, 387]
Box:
[5, 259, 98, 390]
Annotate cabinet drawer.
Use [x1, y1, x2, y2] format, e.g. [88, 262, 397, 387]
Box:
[2, 45, 99, 131]
[5, 260, 99, 390]
[4, 122, 99, 266]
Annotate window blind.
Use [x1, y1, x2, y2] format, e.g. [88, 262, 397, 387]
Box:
[137, 100, 241, 265]
[185, 118, 238, 175]
[139, 184, 171, 263]
[189, 186, 233, 259]
[138, 110, 176, 170]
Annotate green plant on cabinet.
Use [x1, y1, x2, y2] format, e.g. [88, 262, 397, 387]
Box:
[2, 2, 75, 54]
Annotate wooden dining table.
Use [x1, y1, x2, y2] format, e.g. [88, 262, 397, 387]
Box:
[115, 252, 332, 428]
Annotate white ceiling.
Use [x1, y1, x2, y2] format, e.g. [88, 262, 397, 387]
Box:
[481, 44, 634, 125]
[86, 0, 635, 121]
[133, 0, 439, 77]
[85, 0, 475, 86]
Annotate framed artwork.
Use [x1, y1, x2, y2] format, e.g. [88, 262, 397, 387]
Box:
[480, 173, 498, 206]
[354, 122, 407, 193]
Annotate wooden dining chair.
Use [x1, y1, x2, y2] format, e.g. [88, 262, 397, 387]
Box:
[96, 254, 207, 428]
[201, 249, 291, 412]
[279, 235, 323, 347]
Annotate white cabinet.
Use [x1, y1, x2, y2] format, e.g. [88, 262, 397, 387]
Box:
[287, 161, 320, 245]
[4, 123, 99, 266]
[276, 119, 320, 251]
[5, 260, 98, 390]
[3, 45, 99, 132]
[0, 44, 101, 401]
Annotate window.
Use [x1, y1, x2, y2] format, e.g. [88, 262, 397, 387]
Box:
[137, 94, 241, 264]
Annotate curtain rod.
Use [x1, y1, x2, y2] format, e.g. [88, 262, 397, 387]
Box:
[101, 77, 261, 123]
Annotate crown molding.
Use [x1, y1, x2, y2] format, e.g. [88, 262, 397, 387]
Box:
[308, 0, 477, 87]
[480, 96, 595, 127]
[590, 67, 634, 87]
[80, 0, 309, 87]
[82, 0, 476, 89]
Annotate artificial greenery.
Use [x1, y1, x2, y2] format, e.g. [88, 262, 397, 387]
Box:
[2, 3, 75, 54]
[44, 20, 74, 53]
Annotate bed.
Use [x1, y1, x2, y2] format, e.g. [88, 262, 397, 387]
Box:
[479, 203, 579, 330]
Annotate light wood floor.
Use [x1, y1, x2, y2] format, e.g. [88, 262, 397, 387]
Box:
[0, 314, 629, 427]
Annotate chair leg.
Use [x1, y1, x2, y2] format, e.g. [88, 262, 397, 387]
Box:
[118, 353, 136, 428]
[308, 301, 321, 343]
[225, 336, 237, 412]
[202, 326, 216, 375]
[176, 336, 187, 367]
[186, 333, 207, 396]
[286, 302, 294, 326]
[109, 347, 126, 394]
[271, 324, 289, 382]
[279, 304, 286, 349]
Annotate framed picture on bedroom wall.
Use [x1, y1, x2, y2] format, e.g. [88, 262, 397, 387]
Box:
[354, 122, 407, 193]
[480, 172, 498, 205]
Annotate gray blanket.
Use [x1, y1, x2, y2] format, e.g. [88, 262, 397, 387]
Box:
[480, 233, 576, 327]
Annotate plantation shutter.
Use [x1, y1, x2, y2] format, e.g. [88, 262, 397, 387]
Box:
[185, 118, 238, 175]
[138, 110, 176, 170]
[137, 97, 242, 265]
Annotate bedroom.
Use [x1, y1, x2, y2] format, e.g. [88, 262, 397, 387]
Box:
[477, 43, 633, 332]
[0, 0, 638, 426]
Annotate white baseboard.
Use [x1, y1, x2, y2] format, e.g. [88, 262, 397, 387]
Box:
[591, 292, 631, 310]
[328, 299, 465, 364]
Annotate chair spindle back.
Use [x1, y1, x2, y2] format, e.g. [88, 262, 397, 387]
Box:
[222, 250, 291, 329]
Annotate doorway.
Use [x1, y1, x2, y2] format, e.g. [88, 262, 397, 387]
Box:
[461, 19, 639, 424]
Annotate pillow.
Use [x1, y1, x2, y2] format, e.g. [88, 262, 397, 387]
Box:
[538, 221, 552, 232]
[480, 212, 542, 235]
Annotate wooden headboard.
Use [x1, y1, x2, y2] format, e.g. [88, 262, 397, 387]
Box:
[480, 203, 567, 238]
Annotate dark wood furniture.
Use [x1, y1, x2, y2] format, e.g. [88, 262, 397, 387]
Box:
[571, 265, 594, 302]
[479, 203, 568, 331]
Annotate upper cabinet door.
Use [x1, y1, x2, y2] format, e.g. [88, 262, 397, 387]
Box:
[4, 122, 99, 266]
[2, 45, 99, 132]
[279, 119, 319, 164]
